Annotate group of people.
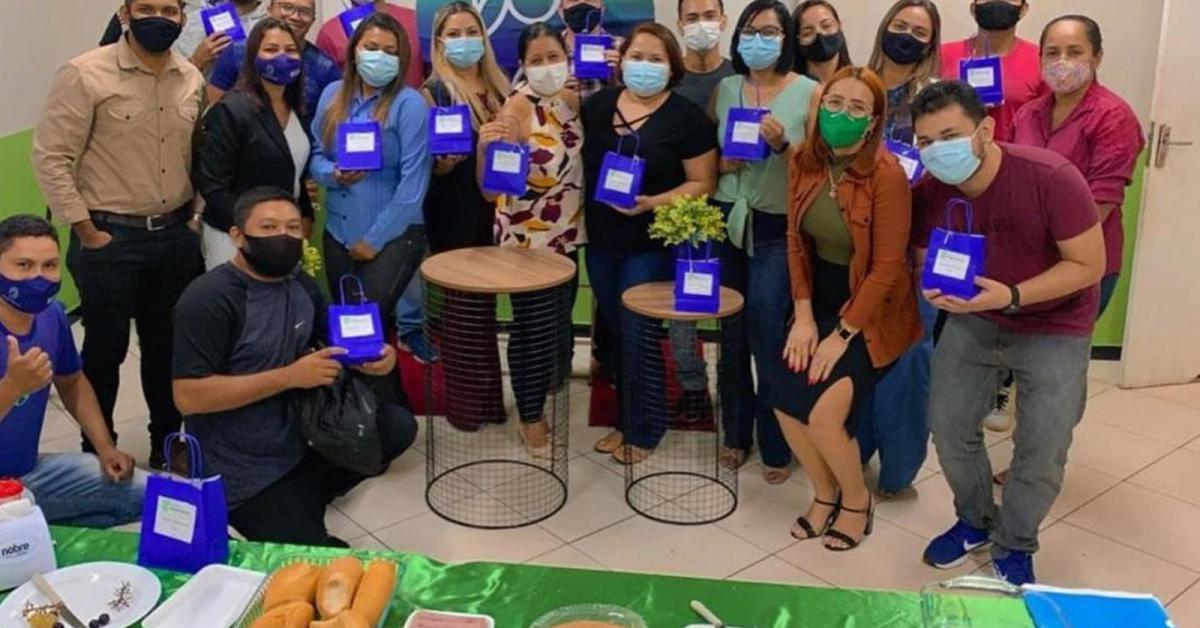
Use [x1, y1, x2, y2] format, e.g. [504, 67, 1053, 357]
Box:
[0, 0, 1144, 587]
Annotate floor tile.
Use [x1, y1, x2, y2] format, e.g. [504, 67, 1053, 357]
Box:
[876, 473, 958, 540]
[527, 545, 608, 571]
[1040, 463, 1122, 527]
[39, 406, 81, 442]
[1088, 360, 1122, 385]
[534, 456, 633, 543]
[1083, 388, 1200, 447]
[1141, 383, 1200, 411]
[573, 509, 767, 579]
[1168, 581, 1200, 627]
[1130, 449, 1200, 508]
[372, 496, 564, 564]
[347, 534, 390, 552]
[1087, 377, 1114, 399]
[1189, 437, 1200, 454]
[1033, 521, 1198, 602]
[333, 450, 435, 532]
[326, 507, 367, 541]
[1066, 420, 1174, 478]
[727, 556, 829, 587]
[717, 467, 813, 553]
[1067, 483, 1200, 571]
[776, 517, 983, 591]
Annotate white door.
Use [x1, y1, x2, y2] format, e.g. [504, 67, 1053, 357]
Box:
[1121, 0, 1200, 388]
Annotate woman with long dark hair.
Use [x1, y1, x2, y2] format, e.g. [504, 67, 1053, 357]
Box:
[792, 0, 852, 83]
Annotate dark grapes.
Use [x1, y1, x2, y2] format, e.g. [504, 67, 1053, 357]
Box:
[98, 614, 111, 625]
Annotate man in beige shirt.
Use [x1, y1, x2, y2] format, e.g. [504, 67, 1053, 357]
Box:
[31, 0, 205, 470]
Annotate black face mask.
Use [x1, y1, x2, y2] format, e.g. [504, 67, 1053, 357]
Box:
[242, 234, 303, 278]
[563, 3, 601, 34]
[881, 31, 929, 65]
[799, 32, 845, 63]
[974, 1, 1022, 32]
[128, 16, 183, 53]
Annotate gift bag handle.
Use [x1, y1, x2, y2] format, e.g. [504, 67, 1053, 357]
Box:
[942, 198, 975, 246]
[583, 9, 601, 35]
[615, 131, 641, 160]
[339, 274, 368, 306]
[162, 431, 204, 480]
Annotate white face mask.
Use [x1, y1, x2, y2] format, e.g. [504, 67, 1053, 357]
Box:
[526, 61, 570, 97]
[682, 21, 722, 52]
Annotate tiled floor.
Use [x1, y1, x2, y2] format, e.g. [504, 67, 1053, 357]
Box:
[40, 333, 1200, 626]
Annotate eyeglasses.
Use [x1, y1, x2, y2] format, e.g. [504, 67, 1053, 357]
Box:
[276, 2, 315, 20]
[740, 26, 783, 39]
[821, 94, 871, 119]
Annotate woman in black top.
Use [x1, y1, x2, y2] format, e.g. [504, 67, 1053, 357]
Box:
[583, 22, 719, 464]
[195, 19, 315, 270]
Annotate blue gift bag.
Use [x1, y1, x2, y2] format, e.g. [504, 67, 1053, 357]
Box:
[429, 104, 473, 156]
[886, 139, 925, 186]
[723, 107, 770, 162]
[960, 56, 1004, 106]
[674, 242, 721, 314]
[138, 432, 229, 574]
[1023, 584, 1174, 628]
[574, 23, 613, 80]
[595, 133, 644, 210]
[338, 3, 374, 37]
[482, 141, 529, 196]
[200, 3, 246, 41]
[921, 198, 986, 299]
[328, 275, 386, 366]
[337, 121, 383, 172]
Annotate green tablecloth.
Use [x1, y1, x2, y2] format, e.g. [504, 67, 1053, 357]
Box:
[2, 526, 1035, 627]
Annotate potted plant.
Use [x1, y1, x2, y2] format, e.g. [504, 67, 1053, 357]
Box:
[648, 194, 727, 313]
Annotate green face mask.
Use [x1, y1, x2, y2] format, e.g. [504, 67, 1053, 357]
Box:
[819, 107, 872, 149]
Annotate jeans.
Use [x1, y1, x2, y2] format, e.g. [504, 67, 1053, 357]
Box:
[22, 453, 148, 528]
[856, 292, 937, 493]
[228, 402, 417, 545]
[67, 220, 202, 458]
[510, 252, 579, 423]
[324, 226, 426, 332]
[586, 246, 674, 449]
[930, 314, 1090, 554]
[397, 274, 424, 337]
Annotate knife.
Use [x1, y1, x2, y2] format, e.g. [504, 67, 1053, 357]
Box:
[31, 573, 88, 628]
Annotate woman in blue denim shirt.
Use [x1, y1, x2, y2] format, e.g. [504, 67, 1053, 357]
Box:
[310, 13, 432, 347]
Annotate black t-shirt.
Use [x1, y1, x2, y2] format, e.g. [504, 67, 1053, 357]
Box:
[172, 263, 327, 507]
[582, 87, 717, 252]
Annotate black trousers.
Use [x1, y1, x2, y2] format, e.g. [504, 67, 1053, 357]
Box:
[323, 226, 426, 332]
[227, 402, 418, 546]
[66, 220, 202, 456]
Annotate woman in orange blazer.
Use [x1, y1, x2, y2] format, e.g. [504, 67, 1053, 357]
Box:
[776, 66, 921, 551]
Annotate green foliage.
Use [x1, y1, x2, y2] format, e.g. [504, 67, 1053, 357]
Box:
[301, 239, 323, 277]
[648, 194, 727, 248]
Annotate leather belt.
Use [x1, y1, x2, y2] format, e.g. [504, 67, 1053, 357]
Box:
[90, 205, 191, 232]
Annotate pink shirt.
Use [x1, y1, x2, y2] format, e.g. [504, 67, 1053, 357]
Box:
[316, 3, 425, 89]
[1012, 81, 1145, 276]
[914, 144, 1100, 337]
[940, 37, 1046, 144]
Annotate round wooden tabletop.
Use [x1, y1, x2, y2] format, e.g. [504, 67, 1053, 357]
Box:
[421, 247, 577, 294]
[621, 282, 745, 321]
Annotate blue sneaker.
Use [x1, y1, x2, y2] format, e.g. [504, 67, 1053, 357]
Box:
[400, 331, 439, 364]
[924, 521, 991, 569]
[992, 548, 1036, 586]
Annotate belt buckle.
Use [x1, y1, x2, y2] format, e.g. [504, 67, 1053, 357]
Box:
[146, 214, 166, 232]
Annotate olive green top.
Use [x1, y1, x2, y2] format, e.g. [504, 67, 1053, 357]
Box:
[802, 159, 854, 265]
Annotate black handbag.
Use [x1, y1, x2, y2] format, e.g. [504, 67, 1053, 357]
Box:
[289, 370, 386, 476]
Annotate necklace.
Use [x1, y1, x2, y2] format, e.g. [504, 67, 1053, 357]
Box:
[827, 166, 848, 199]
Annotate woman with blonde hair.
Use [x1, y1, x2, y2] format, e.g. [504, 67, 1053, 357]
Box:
[867, 0, 942, 145]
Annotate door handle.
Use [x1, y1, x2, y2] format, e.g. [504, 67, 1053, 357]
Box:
[1155, 124, 1195, 168]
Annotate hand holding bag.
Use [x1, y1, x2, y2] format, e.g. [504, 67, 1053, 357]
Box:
[138, 431, 229, 574]
[921, 198, 987, 299]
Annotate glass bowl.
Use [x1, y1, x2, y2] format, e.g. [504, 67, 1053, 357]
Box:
[529, 604, 648, 628]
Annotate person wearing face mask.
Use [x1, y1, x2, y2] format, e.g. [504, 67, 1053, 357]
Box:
[707, 0, 816, 483]
[940, 0, 1043, 145]
[582, 23, 718, 463]
[196, 19, 315, 270]
[466, 23, 585, 454]
[0, 215, 146, 528]
[910, 82, 1104, 585]
[207, 0, 341, 132]
[32, 0, 205, 471]
[310, 13, 433, 374]
[555, 0, 624, 101]
[173, 188, 415, 545]
[317, 0, 425, 88]
[674, 0, 734, 110]
[777, 66, 920, 551]
[175, 0, 270, 72]
[792, 0, 852, 84]
[868, 0, 942, 146]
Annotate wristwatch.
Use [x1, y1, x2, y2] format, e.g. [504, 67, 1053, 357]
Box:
[772, 140, 790, 155]
[834, 322, 854, 342]
[1002, 284, 1022, 314]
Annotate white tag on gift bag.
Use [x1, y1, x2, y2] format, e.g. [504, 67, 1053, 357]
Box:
[932, 248, 971, 281]
[153, 496, 198, 544]
[683, 271, 715, 296]
[492, 149, 523, 174]
[345, 131, 377, 153]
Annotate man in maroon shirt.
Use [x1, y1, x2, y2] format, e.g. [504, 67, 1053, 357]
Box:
[910, 82, 1105, 586]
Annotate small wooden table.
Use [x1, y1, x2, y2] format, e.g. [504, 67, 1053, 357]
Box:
[420, 247, 577, 529]
[619, 282, 747, 525]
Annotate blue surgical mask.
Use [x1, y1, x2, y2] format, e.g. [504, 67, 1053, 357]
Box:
[622, 60, 669, 98]
[920, 131, 982, 185]
[443, 36, 485, 69]
[356, 49, 401, 87]
[737, 34, 783, 71]
[0, 275, 61, 315]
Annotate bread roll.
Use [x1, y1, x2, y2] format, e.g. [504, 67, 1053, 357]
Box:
[263, 563, 323, 611]
[350, 560, 397, 626]
[309, 609, 372, 628]
[317, 557, 365, 618]
[247, 600, 315, 628]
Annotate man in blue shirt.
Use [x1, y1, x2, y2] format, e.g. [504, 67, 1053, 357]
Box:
[0, 216, 144, 527]
[207, 0, 340, 129]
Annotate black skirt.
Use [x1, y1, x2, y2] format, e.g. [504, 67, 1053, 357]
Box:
[768, 257, 889, 433]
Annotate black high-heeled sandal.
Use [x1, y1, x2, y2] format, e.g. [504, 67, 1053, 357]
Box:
[790, 496, 841, 540]
[823, 498, 874, 551]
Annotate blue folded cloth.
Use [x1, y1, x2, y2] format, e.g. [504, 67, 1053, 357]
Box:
[1022, 584, 1174, 628]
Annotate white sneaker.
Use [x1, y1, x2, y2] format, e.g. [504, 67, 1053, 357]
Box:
[983, 385, 1016, 432]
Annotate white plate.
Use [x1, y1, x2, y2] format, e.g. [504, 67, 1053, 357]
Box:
[0, 561, 161, 628]
[142, 565, 264, 628]
[403, 610, 495, 627]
